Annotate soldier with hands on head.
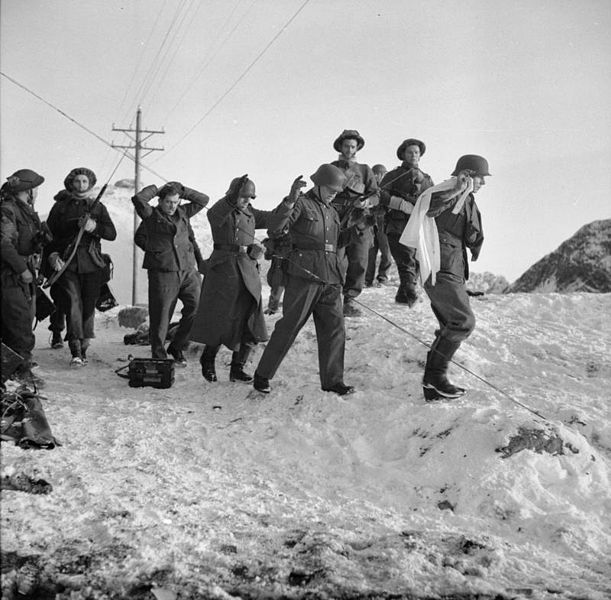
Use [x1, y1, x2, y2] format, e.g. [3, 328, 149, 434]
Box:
[253, 164, 355, 396]
[46, 168, 117, 366]
[402, 154, 489, 400]
[0, 169, 48, 387]
[330, 130, 379, 317]
[379, 138, 434, 306]
[132, 180, 209, 365]
[190, 175, 272, 383]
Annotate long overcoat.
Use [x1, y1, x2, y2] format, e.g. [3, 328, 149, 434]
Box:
[190, 196, 273, 349]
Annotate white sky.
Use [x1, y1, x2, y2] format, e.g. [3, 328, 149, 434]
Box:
[1, 0, 610, 281]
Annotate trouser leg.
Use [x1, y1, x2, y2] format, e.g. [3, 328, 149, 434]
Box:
[148, 271, 180, 359]
[48, 284, 66, 334]
[343, 228, 373, 300]
[171, 269, 201, 350]
[365, 233, 379, 285]
[256, 278, 320, 380]
[312, 284, 345, 388]
[376, 228, 393, 282]
[60, 271, 85, 340]
[80, 270, 103, 340]
[387, 232, 419, 303]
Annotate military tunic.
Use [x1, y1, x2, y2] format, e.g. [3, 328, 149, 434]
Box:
[255, 189, 348, 388]
[133, 184, 208, 358]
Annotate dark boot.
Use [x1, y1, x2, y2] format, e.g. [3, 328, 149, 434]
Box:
[200, 345, 219, 382]
[395, 283, 418, 307]
[422, 337, 465, 400]
[230, 344, 253, 383]
[253, 371, 271, 394]
[50, 331, 64, 349]
[167, 343, 187, 368]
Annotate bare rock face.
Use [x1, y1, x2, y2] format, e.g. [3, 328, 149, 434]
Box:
[507, 219, 611, 293]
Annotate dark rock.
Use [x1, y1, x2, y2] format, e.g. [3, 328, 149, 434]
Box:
[496, 426, 580, 458]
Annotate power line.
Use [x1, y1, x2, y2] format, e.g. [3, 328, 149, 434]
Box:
[1, 71, 169, 184]
[162, 0, 312, 158]
[161, 0, 258, 125]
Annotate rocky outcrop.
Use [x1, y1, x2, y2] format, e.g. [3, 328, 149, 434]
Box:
[507, 219, 611, 293]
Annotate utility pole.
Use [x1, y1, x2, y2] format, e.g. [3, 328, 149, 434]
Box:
[112, 107, 164, 305]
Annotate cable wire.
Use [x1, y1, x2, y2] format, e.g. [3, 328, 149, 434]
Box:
[162, 0, 312, 158]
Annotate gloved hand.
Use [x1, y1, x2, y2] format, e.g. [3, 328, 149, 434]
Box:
[48, 252, 65, 272]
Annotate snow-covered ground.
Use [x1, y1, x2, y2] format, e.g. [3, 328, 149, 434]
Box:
[1, 286, 610, 599]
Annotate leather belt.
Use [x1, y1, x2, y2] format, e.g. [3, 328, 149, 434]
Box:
[294, 243, 336, 253]
[214, 243, 248, 253]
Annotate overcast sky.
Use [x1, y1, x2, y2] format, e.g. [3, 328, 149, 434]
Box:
[1, 0, 610, 281]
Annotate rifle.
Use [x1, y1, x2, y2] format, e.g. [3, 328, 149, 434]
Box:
[43, 183, 108, 289]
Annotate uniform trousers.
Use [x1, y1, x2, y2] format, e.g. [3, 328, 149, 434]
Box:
[339, 226, 373, 300]
[256, 277, 345, 388]
[366, 225, 393, 284]
[59, 269, 103, 342]
[387, 232, 419, 289]
[148, 269, 201, 358]
[424, 272, 476, 343]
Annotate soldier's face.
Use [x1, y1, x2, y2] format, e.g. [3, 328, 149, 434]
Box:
[374, 169, 387, 184]
[159, 193, 180, 215]
[402, 145, 421, 167]
[340, 139, 358, 160]
[319, 186, 338, 203]
[471, 176, 485, 194]
[73, 174, 90, 194]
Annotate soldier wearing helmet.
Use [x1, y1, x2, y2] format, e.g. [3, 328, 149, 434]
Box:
[409, 154, 490, 401]
[46, 167, 117, 366]
[330, 130, 380, 317]
[0, 169, 48, 387]
[252, 164, 355, 396]
[132, 180, 209, 366]
[190, 175, 278, 384]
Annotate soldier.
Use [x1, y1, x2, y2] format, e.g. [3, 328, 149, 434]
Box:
[132, 181, 209, 365]
[379, 138, 434, 306]
[402, 155, 489, 400]
[330, 130, 379, 317]
[190, 176, 272, 383]
[262, 229, 291, 315]
[46, 168, 117, 366]
[0, 169, 47, 386]
[365, 163, 393, 287]
[253, 164, 355, 396]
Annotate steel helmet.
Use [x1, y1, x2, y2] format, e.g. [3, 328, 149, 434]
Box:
[451, 155, 491, 177]
[64, 167, 97, 192]
[226, 175, 256, 199]
[4, 169, 45, 192]
[310, 164, 347, 192]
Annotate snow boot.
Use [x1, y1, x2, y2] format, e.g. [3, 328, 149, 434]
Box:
[230, 344, 253, 382]
[422, 337, 465, 400]
[50, 332, 63, 349]
[200, 345, 219, 382]
[253, 371, 271, 394]
[395, 283, 418, 307]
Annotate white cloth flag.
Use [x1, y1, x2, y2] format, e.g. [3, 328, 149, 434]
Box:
[399, 177, 473, 286]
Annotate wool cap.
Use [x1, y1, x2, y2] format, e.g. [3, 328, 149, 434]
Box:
[64, 167, 97, 192]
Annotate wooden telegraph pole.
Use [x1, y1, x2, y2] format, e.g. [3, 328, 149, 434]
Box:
[112, 107, 164, 305]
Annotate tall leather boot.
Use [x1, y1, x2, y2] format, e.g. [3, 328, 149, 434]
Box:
[200, 345, 219, 382]
[230, 344, 254, 383]
[422, 337, 465, 400]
